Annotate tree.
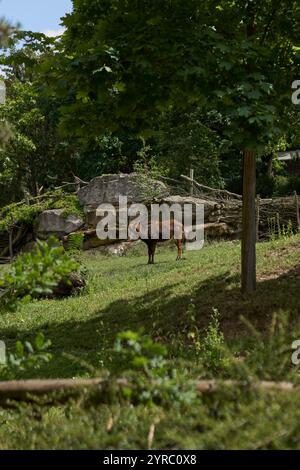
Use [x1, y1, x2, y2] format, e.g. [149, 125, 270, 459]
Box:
[55, 0, 300, 292]
[0, 15, 11, 144]
[157, 107, 226, 186]
[0, 32, 76, 204]
[0, 80, 54, 202]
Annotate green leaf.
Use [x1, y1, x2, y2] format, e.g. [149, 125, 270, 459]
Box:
[15, 341, 24, 356]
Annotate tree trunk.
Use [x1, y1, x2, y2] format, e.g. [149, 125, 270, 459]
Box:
[265, 153, 274, 178]
[242, 150, 256, 294]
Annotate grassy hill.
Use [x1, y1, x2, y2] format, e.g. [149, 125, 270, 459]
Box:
[1, 236, 300, 449]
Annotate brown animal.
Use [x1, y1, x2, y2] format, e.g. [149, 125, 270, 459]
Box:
[137, 220, 185, 264]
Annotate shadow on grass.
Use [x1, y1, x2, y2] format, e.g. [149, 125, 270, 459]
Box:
[1, 264, 300, 379]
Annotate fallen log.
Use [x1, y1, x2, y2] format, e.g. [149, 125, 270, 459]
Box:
[0, 378, 297, 403]
[0, 378, 103, 399]
[196, 379, 296, 393]
[0, 378, 130, 400]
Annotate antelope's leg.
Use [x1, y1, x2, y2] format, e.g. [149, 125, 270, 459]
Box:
[147, 241, 157, 264]
[151, 242, 157, 264]
[176, 239, 183, 261]
[147, 244, 152, 264]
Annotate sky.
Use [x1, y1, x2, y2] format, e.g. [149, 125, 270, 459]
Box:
[1, 0, 73, 36]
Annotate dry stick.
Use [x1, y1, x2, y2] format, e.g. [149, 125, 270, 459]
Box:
[71, 173, 89, 185]
[0, 378, 126, 400]
[195, 380, 296, 393]
[0, 378, 297, 403]
[1, 226, 27, 259]
[181, 175, 243, 200]
[159, 176, 182, 185]
[190, 168, 194, 196]
[54, 182, 79, 190]
[0, 192, 63, 214]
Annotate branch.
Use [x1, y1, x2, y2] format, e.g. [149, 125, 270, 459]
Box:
[0, 378, 296, 404]
[181, 175, 242, 200]
[260, 0, 282, 46]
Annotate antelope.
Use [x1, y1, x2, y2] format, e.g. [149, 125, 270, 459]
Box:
[136, 219, 185, 264]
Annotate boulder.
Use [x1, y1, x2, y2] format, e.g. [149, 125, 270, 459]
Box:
[79, 229, 118, 250]
[78, 173, 170, 210]
[36, 209, 84, 239]
[52, 272, 86, 297]
[84, 206, 129, 230]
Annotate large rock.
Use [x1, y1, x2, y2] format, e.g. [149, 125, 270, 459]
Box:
[78, 173, 170, 210]
[36, 209, 84, 239]
[83, 193, 217, 229]
[52, 272, 86, 297]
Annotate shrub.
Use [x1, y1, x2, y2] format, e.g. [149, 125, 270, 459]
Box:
[184, 304, 229, 375]
[0, 333, 52, 380]
[200, 308, 229, 374]
[66, 232, 84, 252]
[231, 313, 300, 383]
[133, 149, 168, 200]
[0, 237, 80, 311]
[114, 331, 197, 406]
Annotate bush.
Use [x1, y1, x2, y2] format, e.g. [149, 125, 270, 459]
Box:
[66, 232, 84, 252]
[114, 331, 197, 406]
[0, 333, 52, 380]
[200, 308, 229, 374]
[184, 305, 229, 375]
[0, 237, 80, 311]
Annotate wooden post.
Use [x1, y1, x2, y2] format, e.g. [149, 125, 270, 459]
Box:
[294, 191, 300, 230]
[242, 150, 256, 294]
[74, 176, 81, 192]
[256, 194, 260, 242]
[190, 168, 194, 195]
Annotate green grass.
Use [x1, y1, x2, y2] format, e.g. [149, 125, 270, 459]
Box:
[1, 235, 300, 449]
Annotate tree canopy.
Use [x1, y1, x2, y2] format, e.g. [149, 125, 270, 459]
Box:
[54, 0, 300, 153]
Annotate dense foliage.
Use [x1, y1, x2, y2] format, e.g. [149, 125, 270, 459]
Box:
[0, 333, 52, 380]
[0, 189, 83, 233]
[0, 1, 300, 205]
[0, 237, 80, 311]
[1, 0, 300, 450]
